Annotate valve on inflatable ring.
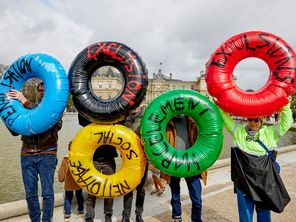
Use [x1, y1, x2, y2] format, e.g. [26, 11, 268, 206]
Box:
[205, 31, 296, 117]
[68, 42, 148, 124]
[0, 53, 69, 136]
[140, 89, 224, 177]
[68, 123, 146, 198]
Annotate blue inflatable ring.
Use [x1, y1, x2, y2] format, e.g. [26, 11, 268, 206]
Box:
[0, 53, 69, 136]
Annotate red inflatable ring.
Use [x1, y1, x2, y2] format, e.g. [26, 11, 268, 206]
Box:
[206, 31, 296, 117]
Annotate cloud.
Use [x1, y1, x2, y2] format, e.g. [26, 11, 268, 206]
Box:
[0, 0, 296, 91]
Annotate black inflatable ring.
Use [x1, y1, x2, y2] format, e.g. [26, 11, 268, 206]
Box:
[69, 42, 148, 123]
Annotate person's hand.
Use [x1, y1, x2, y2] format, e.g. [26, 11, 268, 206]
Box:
[288, 96, 292, 103]
[140, 138, 145, 146]
[143, 153, 149, 163]
[6, 89, 27, 104]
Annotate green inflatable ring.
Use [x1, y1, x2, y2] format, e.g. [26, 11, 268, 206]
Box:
[141, 89, 224, 177]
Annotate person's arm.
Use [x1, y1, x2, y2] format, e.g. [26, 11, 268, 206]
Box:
[216, 105, 236, 134]
[58, 158, 68, 183]
[6, 89, 32, 108]
[276, 103, 293, 136]
[54, 118, 63, 131]
[124, 114, 133, 128]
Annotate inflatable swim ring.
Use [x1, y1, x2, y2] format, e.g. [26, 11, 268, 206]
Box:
[140, 89, 223, 177]
[206, 31, 296, 117]
[69, 123, 146, 197]
[0, 53, 69, 136]
[69, 42, 148, 123]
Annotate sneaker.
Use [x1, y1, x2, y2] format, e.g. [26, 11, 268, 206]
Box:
[136, 214, 144, 222]
[64, 214, 70, 218]
[150, 189, 159, 195]
[121, 217, 130, 222]
[105, 215, 112, 222]
[172, 218, 182, 222]
[78, 210, 84, 217]
[64, 219, 70, 222]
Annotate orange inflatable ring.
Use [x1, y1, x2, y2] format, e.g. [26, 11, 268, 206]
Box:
[206, 31, 296, 117]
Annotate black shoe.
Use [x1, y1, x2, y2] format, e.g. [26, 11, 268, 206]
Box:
[105, 215, 112, 222]
[121, 217, 130, 222]
[136, 214, 144, 222]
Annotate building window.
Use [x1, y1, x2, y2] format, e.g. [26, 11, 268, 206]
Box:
[98, 82, 103, 88]
[108, 94, 112, 99]
[109, 82, 112, 88]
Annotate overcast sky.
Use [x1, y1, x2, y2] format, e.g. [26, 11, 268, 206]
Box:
[1, 0, 296, 90]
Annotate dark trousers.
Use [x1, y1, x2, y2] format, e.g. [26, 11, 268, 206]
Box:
[122, 163, 148, 218]
[64, 190, 84, 216]
[85, 160, 116, 221]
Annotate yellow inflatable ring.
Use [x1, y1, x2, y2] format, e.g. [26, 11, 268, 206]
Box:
[68, 123, 146, 198]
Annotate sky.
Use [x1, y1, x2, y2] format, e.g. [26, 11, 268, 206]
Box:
[1, 0, 296, 90]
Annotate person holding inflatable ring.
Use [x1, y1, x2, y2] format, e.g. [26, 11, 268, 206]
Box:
[78, 114, 118, 222]
[6, 82, 62, 222]
[216, 99, 292, 222]
[121, 106, 148, 222]
[165, 115, 207, 222]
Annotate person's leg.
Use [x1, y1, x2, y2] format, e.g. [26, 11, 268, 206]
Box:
[75, 189, 84, 213]
[135, 164, 148, 222]
[135, 164, 148, 214]
[256, 206, 271, 222]
[64, 191, 73, 217]
[38, 154, 57, 222]
[21, 155, 41, 222]
[169, 176, 182, 221]
[102, 160, 116, 221]
[122, 191, 133, 220]
[85, 194, 96, 222]
[236, 188, 255, 222]
[151, 175, 160, 194]
[185, 176, 202, 222]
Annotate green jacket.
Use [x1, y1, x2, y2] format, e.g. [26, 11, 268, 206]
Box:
[218, 104, 292, 155]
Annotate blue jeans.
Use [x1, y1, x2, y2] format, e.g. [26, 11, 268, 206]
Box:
[64, 190, 84, 216]
[236, 188, 271, 222]
[21, 154, 57, 222]
[169, 175, 203, 222]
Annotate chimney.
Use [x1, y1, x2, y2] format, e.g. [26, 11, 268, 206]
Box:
[153, 73, 155, 79]
[170, 73, 172, 79]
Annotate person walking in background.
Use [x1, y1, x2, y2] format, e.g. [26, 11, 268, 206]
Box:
[292, 108, 296, 123]
[78, 114, 118, 222]
[166, 115, 207, 222]
[274, 112, 279, 122]
[58, 142, 84, 222]
[217, 100, 292, 222]
[7, 83, 62, 222]
[121, 106, 149, 222]
[149, 163, 166, 196]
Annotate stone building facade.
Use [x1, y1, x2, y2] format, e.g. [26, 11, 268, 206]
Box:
[0, 63, 209, 107]
[90, 66, 208, 106]
[142, 69, 206, 106]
